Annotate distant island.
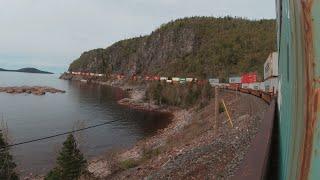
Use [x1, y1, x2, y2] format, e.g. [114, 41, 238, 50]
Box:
[0, 67, 53, 74]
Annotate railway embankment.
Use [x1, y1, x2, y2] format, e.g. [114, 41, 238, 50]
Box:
[60, 74, 269, 179]
[87, 90, 268, 179]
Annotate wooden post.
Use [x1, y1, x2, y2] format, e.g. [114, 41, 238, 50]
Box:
[236, 88, 238, 101]
[248, 95, 252, 116]
[222, 99, 233, 128]
[214, 86, 219, 135]
[272, 87, 275, 96]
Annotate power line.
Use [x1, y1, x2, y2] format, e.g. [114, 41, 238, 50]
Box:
[0, 119, 118, 150]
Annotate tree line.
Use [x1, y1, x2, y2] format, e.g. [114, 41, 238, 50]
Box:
[0, 132, 87, 180]
[69, 16, 276, 80]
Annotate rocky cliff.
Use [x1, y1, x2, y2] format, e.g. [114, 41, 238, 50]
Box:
[68, 17, 276, 80]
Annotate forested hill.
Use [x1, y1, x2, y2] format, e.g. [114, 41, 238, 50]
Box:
[68, 17, 276, 80]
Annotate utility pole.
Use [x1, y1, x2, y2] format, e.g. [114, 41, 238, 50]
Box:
[214, 86, 219, 136]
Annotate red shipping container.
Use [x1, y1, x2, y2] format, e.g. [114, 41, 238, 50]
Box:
[145, 76, 150, 81]
[241, 72, 257, 83]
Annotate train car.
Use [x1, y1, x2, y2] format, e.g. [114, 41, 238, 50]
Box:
[259, 82, 265, 91]
[229, 76, 241, 84]
[241, 83, 249, 89]
[186, 78, 193, 82]
[264, 77, 278, 95]
[172, 77, 180, 84]
[160, 77, 168, 81]
[144, 76, 151, 81]
[277, 0, 320, 179]
[130, 75, 137, 81]
[241, 72, 257, 83]
[264, 52, 279, 80]
[153, 76, 160, 81]
[247, 82, 261, 90]
[180, 78, 187, 84]
[208, 78, 219, 87]
[241, 82, 265, 91]
[166, 79, 173, 84]
[117, 74, 125, 80]
[228, 83, 241, 91]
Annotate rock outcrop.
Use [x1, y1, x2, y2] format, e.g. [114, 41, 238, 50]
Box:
[67, 17, 276, 79]
[0, 86, 66, 95]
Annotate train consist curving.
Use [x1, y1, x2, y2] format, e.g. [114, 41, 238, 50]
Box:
[221, 52, 279, 104]
[66, 51, 279, 104]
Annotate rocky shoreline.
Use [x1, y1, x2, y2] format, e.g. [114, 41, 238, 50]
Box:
[57, 74, 268, 179]
[60, 72, 165, 112]
[0, 86, 66, 96]
[86, 91, 268, 179]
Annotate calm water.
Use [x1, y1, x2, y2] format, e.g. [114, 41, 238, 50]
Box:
[0, 71, 172, 175]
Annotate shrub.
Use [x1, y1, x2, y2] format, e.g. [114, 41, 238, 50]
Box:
[142, 148, 161, 161]
[146, 81, 213, 108]
[219, 102, 225, 113]
[0, 132, 18, 180]
[119, 159, 139, 170]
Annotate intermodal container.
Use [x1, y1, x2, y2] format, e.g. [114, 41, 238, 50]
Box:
[264, 77, 278, 94]
[180, 78, 186, 84]
[144, 76, 151, 81]
[160, 77, 168, 81]
[241, 72, 257, 83]
[242, 83, 250, 89]
[172, 77, 180, 82]
[186, 78, 193, 82]
[248, 82, 261, 90]
[209, 78, 219, 87]
[259, 82, 265, 91]
[264, 52, 278, 80]
[229, 77, 241, 84]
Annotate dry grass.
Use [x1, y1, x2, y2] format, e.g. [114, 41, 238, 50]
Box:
[119, 159, 140, 170]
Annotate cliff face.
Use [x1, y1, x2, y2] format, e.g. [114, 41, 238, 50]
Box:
[68, 17, 276, 79]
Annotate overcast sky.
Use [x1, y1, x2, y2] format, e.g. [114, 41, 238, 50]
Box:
[0, 0, 276, 73]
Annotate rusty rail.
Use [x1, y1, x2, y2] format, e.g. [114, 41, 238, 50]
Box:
[233, 99, 276, 180]
[224, 86, 274, 104]
[219, 86, 277, 179]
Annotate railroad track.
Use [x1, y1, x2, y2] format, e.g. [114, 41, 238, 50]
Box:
[222, 86, 275, 104]
[221, 86, 277, 179]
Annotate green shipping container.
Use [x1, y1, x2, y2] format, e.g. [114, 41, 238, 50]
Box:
[180, 78, 186, 84]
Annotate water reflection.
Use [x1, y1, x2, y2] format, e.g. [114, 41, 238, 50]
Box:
[0, 72, 172, 175]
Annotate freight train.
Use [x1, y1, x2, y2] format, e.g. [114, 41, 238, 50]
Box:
[220, 51, 279, 103]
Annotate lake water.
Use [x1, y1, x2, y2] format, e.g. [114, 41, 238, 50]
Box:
[0, 71, 172, 176]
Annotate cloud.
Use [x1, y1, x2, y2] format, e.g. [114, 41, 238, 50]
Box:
[0, 0, 276, 72]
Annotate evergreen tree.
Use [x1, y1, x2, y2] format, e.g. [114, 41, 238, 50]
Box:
[0, 132, 18, 180]
[45, 134, 87, 180]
